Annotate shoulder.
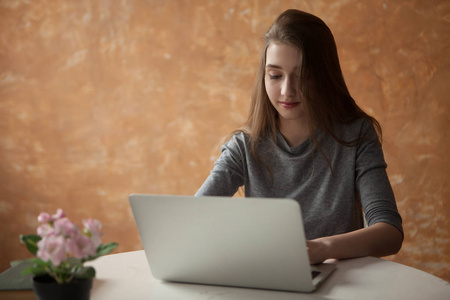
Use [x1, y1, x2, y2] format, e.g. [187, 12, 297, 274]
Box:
[343, 117, 375, 133]
[335, 118, 379, 143]
[222, 131, 251, 152]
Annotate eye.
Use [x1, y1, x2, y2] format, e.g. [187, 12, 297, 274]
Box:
[268, 74, 282, 80]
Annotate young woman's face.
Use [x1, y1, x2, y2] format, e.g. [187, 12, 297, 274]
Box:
[264, 43, 306, 124]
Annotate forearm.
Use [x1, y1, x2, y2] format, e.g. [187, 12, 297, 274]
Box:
[195, 169, 242, 197]
[307, 222, 403, 264]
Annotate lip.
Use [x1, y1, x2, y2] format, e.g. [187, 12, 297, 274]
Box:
[279, 101, 300, 109]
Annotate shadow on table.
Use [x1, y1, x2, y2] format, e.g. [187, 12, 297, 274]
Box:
[150, 280, 334, 300]
[149, 258, 390, 300]
[316, 256, 391, 296]
[91, 277, 110, 294]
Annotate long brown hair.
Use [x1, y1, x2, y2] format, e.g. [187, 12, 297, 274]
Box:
[239, 9, 381, 169]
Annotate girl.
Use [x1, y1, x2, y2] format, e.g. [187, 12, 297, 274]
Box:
[196, 9, 403, 264]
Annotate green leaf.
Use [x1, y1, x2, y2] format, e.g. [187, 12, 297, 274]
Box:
[30, 258, 51, 268]
[19, 235, 41, 255]
[75, 266, 96, 279]
[21, 261, 48, 277]
[96, 242, 118, 256]
[83, 242, 119, 262]
[18, 258, 51, 277]
[64, 257, 82, 268]
[22, 266, 47, 277]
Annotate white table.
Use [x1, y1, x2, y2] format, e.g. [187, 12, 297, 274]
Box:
[86, 250, 450, 300]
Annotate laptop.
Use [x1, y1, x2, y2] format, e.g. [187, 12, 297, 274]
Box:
[129, 194, 336, 293]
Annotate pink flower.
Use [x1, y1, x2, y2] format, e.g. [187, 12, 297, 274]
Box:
[37, 209, 66, 224]
[66, 234, 97, 259]
[82, 219, 103, 248]
[53, 218, 78, 238]
[37, 224, 54, 237]
[37, 235, 67, 266]
[37, 212, 52, 223]
[52, 209, 66, 220]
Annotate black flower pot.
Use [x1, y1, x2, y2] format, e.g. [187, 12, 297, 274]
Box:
[32, 275, 93, 300]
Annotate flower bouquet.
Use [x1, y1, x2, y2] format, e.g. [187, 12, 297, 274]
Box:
[19, 209, 118, 299]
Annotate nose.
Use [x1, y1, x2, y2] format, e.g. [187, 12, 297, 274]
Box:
[281, 76, 297, 97]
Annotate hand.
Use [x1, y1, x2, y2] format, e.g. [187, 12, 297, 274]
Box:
[306, 223, 403, 264]
[306, 238, 330, 265]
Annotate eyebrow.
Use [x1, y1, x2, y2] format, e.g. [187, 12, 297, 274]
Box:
[265, 64, 299, 71]
[265, 64, 282, 69]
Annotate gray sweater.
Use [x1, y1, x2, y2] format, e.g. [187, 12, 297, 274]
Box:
[195, 118, 403, 240]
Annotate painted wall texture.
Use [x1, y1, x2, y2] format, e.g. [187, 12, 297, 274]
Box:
[0, 0, 449, 282]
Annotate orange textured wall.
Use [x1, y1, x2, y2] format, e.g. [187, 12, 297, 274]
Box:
[1, 0, 449, 282]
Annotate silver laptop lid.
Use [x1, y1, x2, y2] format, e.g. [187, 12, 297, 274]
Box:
[129, 194, 323, 292]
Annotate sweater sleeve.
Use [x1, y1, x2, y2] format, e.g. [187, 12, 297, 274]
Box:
[355, 121, 403, 236]
[195, 134, 246, 197]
